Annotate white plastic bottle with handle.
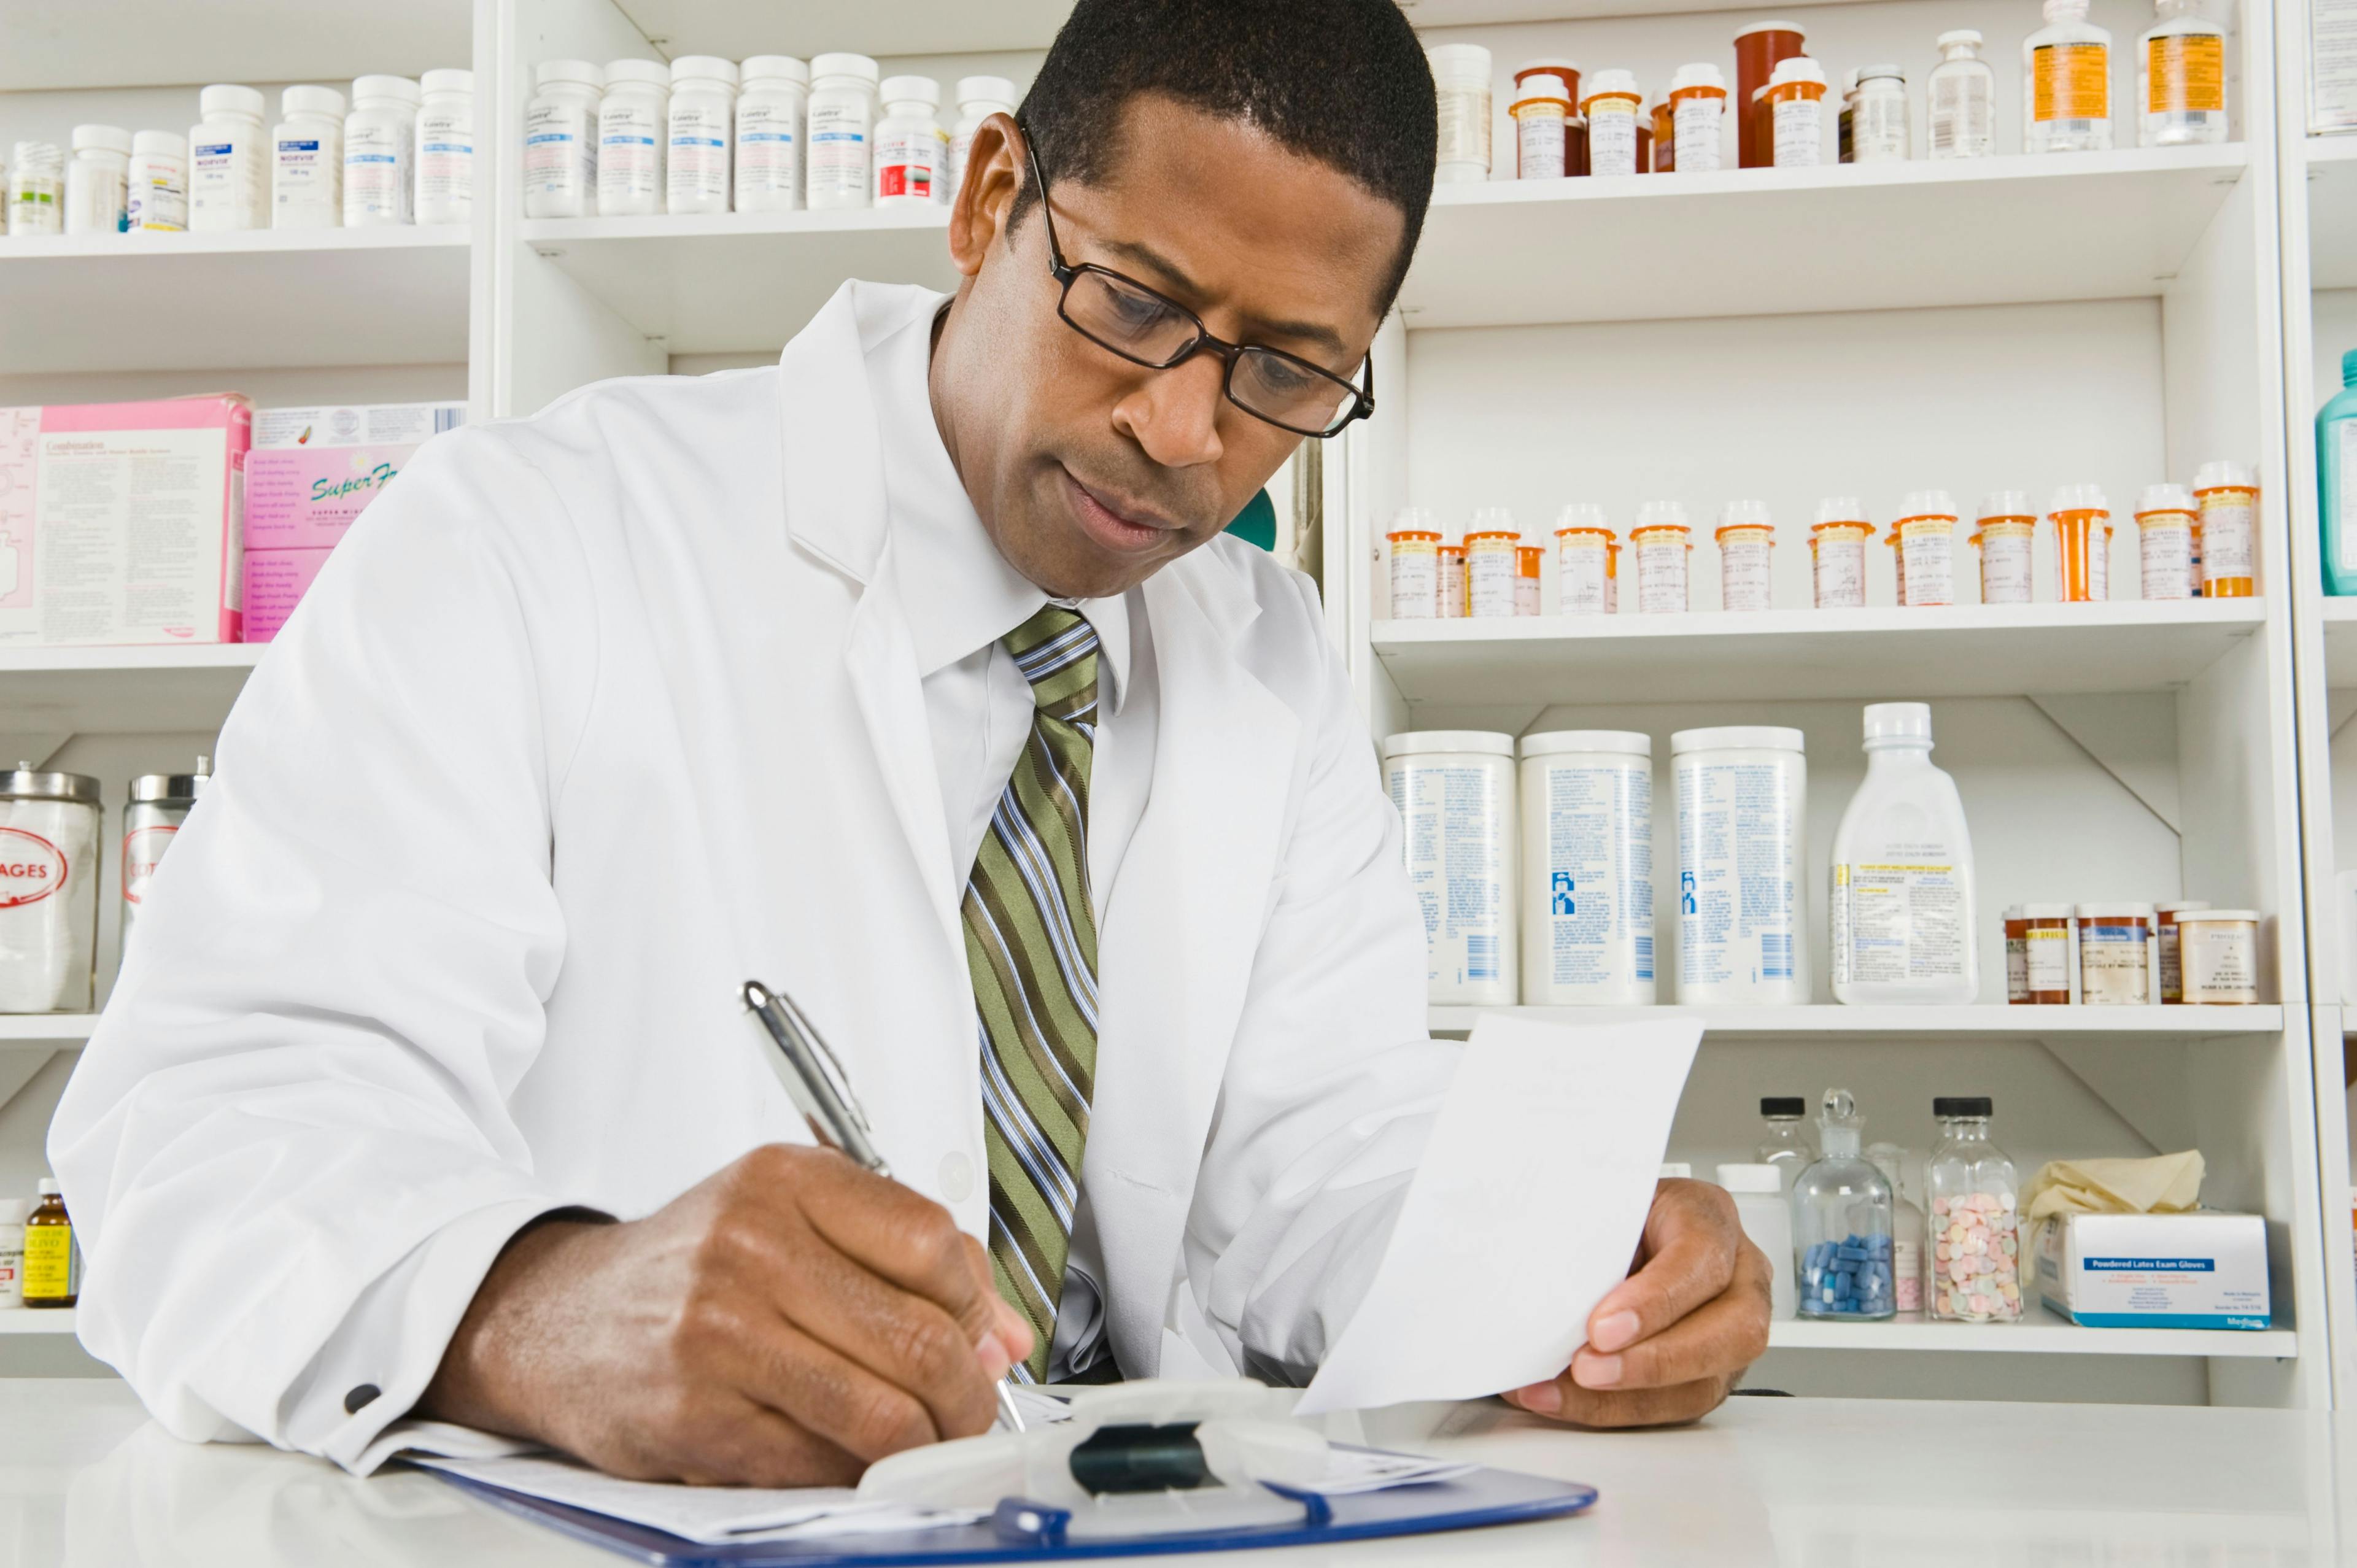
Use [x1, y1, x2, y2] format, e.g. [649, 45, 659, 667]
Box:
[1829, 703, 1978, 1004]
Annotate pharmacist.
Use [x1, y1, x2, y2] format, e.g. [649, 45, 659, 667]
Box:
[53, 0, 1767, 1485]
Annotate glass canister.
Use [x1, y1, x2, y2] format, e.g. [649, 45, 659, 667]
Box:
[1793, 1088, 1895, 1319]
[122, 757, 212, 951]
[1927, 1095, 2021, 1321]
[0, 763, 103, 1013]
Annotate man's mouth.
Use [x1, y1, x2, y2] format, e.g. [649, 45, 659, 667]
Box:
[1061, 467, 1181, 555]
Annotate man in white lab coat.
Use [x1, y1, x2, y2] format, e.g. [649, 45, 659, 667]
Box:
[54, 0, 1770, 1485]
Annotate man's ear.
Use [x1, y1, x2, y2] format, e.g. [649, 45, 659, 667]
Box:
[947, 113, 1024, 280]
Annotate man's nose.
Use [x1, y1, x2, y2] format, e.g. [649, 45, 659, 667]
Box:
[1112, 351, 1226, 471]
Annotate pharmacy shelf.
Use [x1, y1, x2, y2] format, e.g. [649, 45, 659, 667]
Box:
[0, 1016, 95, 1048]
[1768, 1316, 2295, 1358]
[521, 209, 959, 354]
[0, 1311, 77, 1336]
[1400, 145, 2249, 329]
[1374, 600, 2266, 707]
[1426, 1004, 2285, 1038]
[2318, 598, 2357, 684]
[0, 644, 263, 736]
[2307, 137, 2357, 288]
[0, 227, 470, 374]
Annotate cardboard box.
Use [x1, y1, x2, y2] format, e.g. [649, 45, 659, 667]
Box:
[0, 396, 250, 647]
[2034, 1211, 2270, 1329]
[252, 400, 466, 450]
[241, 548, 335, 644]
[245, 444, 422, 551]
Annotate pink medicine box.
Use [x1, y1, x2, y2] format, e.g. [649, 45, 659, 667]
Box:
[243, 443, 421, 552]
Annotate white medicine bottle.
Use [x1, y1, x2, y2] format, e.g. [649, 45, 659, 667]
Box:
[524, 60, 604, 219]
[1851, 65, 1911, 161]
[126, 130, 188, 231]
[598, 60, 668, 217]
[344, 75, 420, 225]
[875, 76, 948, 208]
[2026, 0, 2113, 153]
[737, 56, 809, 213]
[188, 83, 268, 232]
[64, 123, 131, 235]
[414, 68, 474, 225]
[2140, 0, 2227, 146]
[1927, 31, 1996, 158]
[808, 53, 881, 210]
[1829, 702, 1979, 1005]
[949, 75, 1018, 202]
[271, 85, 346, 230]
[667, 55, 739, 217]
[9, 141, 65, 235]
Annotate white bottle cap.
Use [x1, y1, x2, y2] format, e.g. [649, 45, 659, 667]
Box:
[1555, 501, 1611, 533]
[2076, 902, 2157, 919]
[1937, 29, 1984, 50]
[353, 74, 422, 106]
[603, 58, 670, 90]
[1520, 730, 1652, 759]
[1978, 490, 2032, 520]
[1585, 68, 1640, 99]
[1719, 498, 1773, 529]
[71, 123, 133, 155]
[1635, 499, 1689, 528]
[36, 1178, 60, 1197]
[880, 75, 941, 109]
[1860, 64, 1905, 84]
[1769, 56, 1827, 87]
[2049, 483, 2110, 514]
[1390, 504, 1439, 532]
[811, 52, 883, 84]
[1900, 489, 1957, 519]
[1468, 505, 1519, 536]
[1863, 701, 1933, 743]
[1733, 19, 1808, 41]
[670, 56, 740, 88]
[2046, 0, 2092, 20]
[132, 129, 186, 157]
[1717, 1163, 1784, 1194]
[956, 75, 1018, 108]
[199, 83, 268, 119]
[1380, 730, 1515, 760]
[0, 1199, 25, 1226]
[282, 84, 347, 119]
[741, 56, 811, 87]
[1670, 62, 1727, 93]
[536, 59, 604, 90]
[2137, 483, 2197, 515]
[420, 68, 474, 96]
[1840, 68, 1862, 95]
[1426, 44, 1495, 88]
[1814, 496, 1868, 525]
[2194, 459, 2256, 490]
[1671, 725, 1806, 754]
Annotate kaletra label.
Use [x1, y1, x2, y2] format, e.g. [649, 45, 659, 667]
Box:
[0, 827, 66, 908]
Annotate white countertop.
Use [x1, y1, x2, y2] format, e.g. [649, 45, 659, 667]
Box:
[3, 1381, 2349, 1566]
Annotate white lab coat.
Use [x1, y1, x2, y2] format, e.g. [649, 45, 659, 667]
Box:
[50, 282, 1453, 1471]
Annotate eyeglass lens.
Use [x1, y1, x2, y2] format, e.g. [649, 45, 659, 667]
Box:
[1062, 270, 1359, 435]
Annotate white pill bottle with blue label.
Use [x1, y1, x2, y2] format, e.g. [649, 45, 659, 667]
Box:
[1519, 730, 1654, 1005]
[1673, 727, 1808, 1004]
[1384, 732, 1517, 1006]
[1829, 702, 1978, 1004]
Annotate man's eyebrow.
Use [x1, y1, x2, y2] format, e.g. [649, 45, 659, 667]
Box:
[1097, 236, 1352, 358]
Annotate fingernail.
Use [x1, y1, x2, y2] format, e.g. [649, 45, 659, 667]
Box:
[977, 1337, 1013, 1382]
[1507, 1380, 1562, 1415]
[1590, 1310, 1643, 1353]
[1574, 1353, 1624, 1389]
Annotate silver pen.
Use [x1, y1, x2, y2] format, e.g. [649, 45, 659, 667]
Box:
[740, 979, 1028, 1434]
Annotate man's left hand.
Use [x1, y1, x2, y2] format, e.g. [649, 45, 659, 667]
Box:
[1502, 1178, 1773, 1428]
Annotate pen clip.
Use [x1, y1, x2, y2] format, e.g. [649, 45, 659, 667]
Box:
[743, 980, 887, 1173]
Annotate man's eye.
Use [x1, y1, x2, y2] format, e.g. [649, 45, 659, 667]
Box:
[1105, 288, 1173, 329]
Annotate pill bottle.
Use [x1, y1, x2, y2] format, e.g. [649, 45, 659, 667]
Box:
[1836, 68, 1861, 162]
[2002, 906, 2029, 1000]
[524, 61, 603, 218]
[1386, 509, 1443, 619]
[1927, 1097, 2021, 1322]
[1606, 539, 1621, 609]
[1810, 500, 1873, 608]
[1719, 1165, 1797, 1319]
[1757, 1097, 1818, 1177]
[1670, 63, 1728, 172]
[2026, 0, 2113, 154]
[1973, 492, 2037, 604]
[64, 124, 131, 236]
[1582, 73, 1644, 176]
[415, 68, 474, 225]
[126, 130, 187, 232]
[1465, 512, 1522, 618]
[1384, 732, 1518, 1005]
[2076, 903, 2153, 1005]
[1438, 542, 1467, 617]
[121, 759, 210, 951]
[2018, 903, 2074, 1003]
[345, 75, 419, 225]
[1519, 730, 1654, 1005]
[808, 53, 881, 210]
[188, 85, 267, 231]
[1852, 66, 1911, 161]
[598, 60, 668, 217]
[0, 1199, 22, 1308]
[1510, 72, 1573, 179]
[271, 85, 345, 230]
[735, 57, 808, 214]
[1716, 500, 1776, 611]
[1516, 546, 1544, 615]
[1514, 60, 1581, 106]
[1554, 504, 1614, 615]
[23, 1181, 73, 1309]
[1867, 1142, 1927, 1313]
[2048, 484, 2111, 602]
[875, 76, 948, 208]
[1929, 31, 1997, 158]
[2140, 0, 2226, 147]
[949, 75, 1017, 200]
[2134, 484, 2197, 600]
[1894, 490, 1958, 606]
[1631, 501, 1692, 612]
[1795, 1091, 1896, 1319]
[2193, 461, 2258, 596]
[2176, 910, 2259, 1003]
[0, 764, 101, 1013]
[2154, 899, 2210, 1002]
[9, 141, 63, 234]
[1733, 20, 1807, 168]
[1672, 726, 1808, 1004]
[667, 56, 738, 217]
[1766, 57, 1828, 168]
[1429, 44, 1494, 182]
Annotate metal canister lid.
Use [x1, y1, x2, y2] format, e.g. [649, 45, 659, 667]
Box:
[130, 755, 212, 805]
[0, 761, 99, 805]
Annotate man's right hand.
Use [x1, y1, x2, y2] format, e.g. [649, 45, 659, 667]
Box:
[419, 1143, 1034, 1486]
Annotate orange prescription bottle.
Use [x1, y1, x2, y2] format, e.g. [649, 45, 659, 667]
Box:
[1606, 538, 1622, 609]
[1554, 503, 1614, 616]
[1810, 500, 1873, 608]
[2048, 484, 2110, 602]
[1733, 18, 1808, 168]
[1465, 514, 1522, 618]
[1893, 490, 1959, 606]
[1515, 546, 1544, 615]
[1972, 491, 2037, 604]
[1437, 542, 1466, 617]
[1630, 501, 1692, 612]
[1651, 99, 1676, 170]
[1511, 70, 1575, 179]
[2192, 460, 2258, 596]
[1765, 56, 1829, 168]
[1583, 70, 1644, 177]
[2134, 484, 2197, 600]
[1716, 500, 1776, 611]
[1668, 64, 1728, 172]
[1385, 515, 1444, 619]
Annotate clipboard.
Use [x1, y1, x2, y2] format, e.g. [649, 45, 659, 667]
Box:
[427, 1458, 1599, 1566]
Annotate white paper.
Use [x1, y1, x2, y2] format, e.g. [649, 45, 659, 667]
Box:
[1294, 1013, 1701, 1415]
[1302, 1448, 1480, 1495]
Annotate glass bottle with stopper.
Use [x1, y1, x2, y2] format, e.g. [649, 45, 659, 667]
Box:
[1793, 1089, 1895, 1319]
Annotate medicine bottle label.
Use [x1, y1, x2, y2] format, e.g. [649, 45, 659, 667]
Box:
[345, 118, 410, 223]
[808, 98, 872, 201]
[1436, 87, 1491, 169]
[1977, 527, 2034, 604]
[600, 99, 664, 210]
[1588, 102, 1638, 176]
[1720, 536, 1774, 610]
[1930, 75, 1994, 157]
[1675, 759, 1800, 995]
[1535, 762, 1654, 992]
[2181, 924, 2256, 1001]
[2080, 921, 2147, 1004]
[877, 124, 946, 201]
[1673, 95, 1724, 172]
[669, 102, 732, 206]
[1439, 556, 1466, 617]
[2148, 34, 2224, 113]
[129, 159, 187, 231]
[275, 134, 337, 217]
[121, 824, 178, 907]
[190, 136, 260, 225]
[1830, 863, 1967, 989]
[22, 1225, 69, 1302]
[1771, 98, 1821, 168]
[417, 109, 473, 218]
[1558, 541, 1609, 614]
[2140, 516, 2193, 599]
[1467, 544, 1519, 617]
[2158, 921, 2185, 1002]
[1388, 761, 1511, 994]
[1388, 539, 1438, 618]
[737, 99, 801, 204]
[2034, 42, 2109, 123]
[2005, 928, 2030, 1000]
[1813, 536, 1867, 608]
[1517, 109, 1567, 179]
[2026, 927, 2072, 994]
[1897, 520, 1954, 606]
[524, 102, 593, 205]
[2201, 494, 2255, 589]
[1852, 95, 1908, 161]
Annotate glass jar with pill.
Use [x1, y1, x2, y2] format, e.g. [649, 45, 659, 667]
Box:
[1792, 1089, 1895, 1319]
[1927, 1097, 2021, 1321]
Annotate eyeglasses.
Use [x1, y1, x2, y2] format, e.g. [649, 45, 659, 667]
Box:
[1018, 128, 1375, 439]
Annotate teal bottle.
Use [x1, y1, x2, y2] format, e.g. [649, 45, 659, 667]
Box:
[2321, 349, 2357, 595]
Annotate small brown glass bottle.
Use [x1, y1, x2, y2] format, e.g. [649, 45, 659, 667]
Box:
[25, 1179, 75, 1308]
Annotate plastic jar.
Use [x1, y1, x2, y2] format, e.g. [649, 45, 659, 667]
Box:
[1582, 71, 1644, 177]
[1519, 730, 1655, 1005]
[875, 75, 948, 208]
[0, 764, 102, 1014]
[2027, 0, 2113, 154]
[808, 53, 880, 210]
[1852, 66, 1911, 161]
[1384, 732, 1518, 1005]
[667, 56, 738, 217]
[2135, 484, 2198, 600]
[2193, 461, 2258, 597]
[1795, 1090, 1895, 1318]
[2140, 0, 2226, 147]
[1973, 492, 2037, 604]
[2076, 903, 2153, 1005]
[735, 56, 808, 214]
[1429, 44, 1493, 182]
[2017, 903, 2073, 1003]
[1386, 509, 1443, 619]
[1670, 63, 1728, 172]
[2049, 484, 2111, 602]
[1510, 72, 1573, 179]
[525, 61, 603, 219]
[949, 75, 1017, 200]
[8, 141, 63, 234]
[1894, 490, 1959, 607]
[2154, 900, 2210, 1002]
[1719, 1164, 1797, 1318]
[1929, 31, 1998, 159]
[1733, 21, 1807, 168]
[271, 85, 345, 230]
[65, 124, 131, 236]
[1555, 506, 1614, 616]
[126, 130, 188, 232]
[597, 60, 668, 217]
[122, 759, 209, 950]
[1672, 726, 1808, 1003]
[414, 68, 474, 225]
[1927, 1096, 2021, 1322]
[1631, 501, 1691, 612]
[1651, 99, 1675, 171]
[1810, 500, 1873, 608]
[1438, 543, 1467, 617]
[188, 84, 268, 231]
[2002, 906, 2028, 1000]
[2176, 910, 2259, 1003]
[1766, 57, 1828, 168]
[1465, 511, 1521, 618]
[1716, 500, 1776, 611]
[344, 75, 419, 225]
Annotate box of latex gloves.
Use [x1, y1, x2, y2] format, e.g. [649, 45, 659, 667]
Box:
[2033, 1211, 2270, 1329]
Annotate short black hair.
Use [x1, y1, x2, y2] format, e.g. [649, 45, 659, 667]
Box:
[1014, 0, 1437, 313]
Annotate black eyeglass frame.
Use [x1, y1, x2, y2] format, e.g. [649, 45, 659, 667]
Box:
[1016, 126, 1376, 439]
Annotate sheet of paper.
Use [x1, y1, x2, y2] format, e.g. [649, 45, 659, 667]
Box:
[1302, 1449, 1480, 1495]
[1294, 1012, 1701, 1416]
[413, 1454, 981, 1543]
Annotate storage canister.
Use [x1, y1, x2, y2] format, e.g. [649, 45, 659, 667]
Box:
[0, 764, 101, 1014]
[1510, 66, 1574, 179]
[2076, 902, 2153, 1005]
[1519, 731, 1654, 1005]
[1673, 727, 1808, 1003]
[1733, 18, 1808, 167]
[2192, 460, 2258, 597]
[2049, 484, 2111, 602]
[2176, 910, 2258, 1004]
[122, 758, 211, 951]
[1385, 732, 1517, 1006]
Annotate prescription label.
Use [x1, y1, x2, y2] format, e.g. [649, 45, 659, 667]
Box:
[2080, 922, 2146, 1004]
[2027, 926, 2072, 994]
[2148, 35, 2224, 113]
[1897, 517, 1955, 606]
[1588, 103, 1639, 176]
[1517, 110, 1568, 179]
[1830, 862, 1966, 988]
[21, 1226, 69, 1302]
[1771, 98, 1822, 168]
[2033, 42, 2109, 123]
[2202, 492, 2256, 588]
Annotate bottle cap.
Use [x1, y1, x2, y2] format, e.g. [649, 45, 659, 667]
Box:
[1977, 490, 2032, 520]
[37, 1178, 60, 1197]
[1732, 20, 1808, 40]
[421, 68, 474, 96]
[1719, 499, 1773, 530]
[1672, 727, 1805, 754]
[880, 75, 940, 107]
[71, 124, 133, 155]
[2179, 908, 2260, 922]
[1769, 57, 1827, 87]
[1932, 1095, 1994, 1118]
[131, 129, 186, 157]
[1862, 701, 1933, 743]
[670, 56, 740, 88]
[282, 84, 347, 118]
[1554, 501, 1610, 533]
[1814, 496, 1868, 526]
[603, 58, 670, 89]
[1635, 499, 1689, 529]
[1426, 44, 1495, 88]
[1468, 505, 1518, 536]
[535, 59, 604, 90]
[2343, 349, 2357, 385]
[199, 83, 268, 119]
[1816, 1088, 1864, 1159]
[1717, 1163, 1784, 1194]
[1900, 489, 1957, 520]
[1937, 29, 1984, 50]
[1379, 731, 1515, 760]
[741, 56, 811, 86]
[811, 52, 883, 83]
[1520, 730, 1652, 759]
[2193, 459, 2256, 492]
[2049, 483, 2110, 515]
[1390, 504, 1439, 534]
[2045, 0, 2091, 19]
[352, 74, 422, 105]
[1760, 1096, 1807, 1117]
[1585, 68, 1640, 99]
[956, 75, 1018, 107]
[2137, 483, 2196, 516]
[1859, 63, 1905, 83]
[1670, 62, 1727, 93]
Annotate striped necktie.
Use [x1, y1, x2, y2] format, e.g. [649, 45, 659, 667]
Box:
[964, 604, 1101, 1381]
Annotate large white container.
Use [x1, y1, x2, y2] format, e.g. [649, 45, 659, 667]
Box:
[737, 56, 808, 213]
[808, 52, 880, 210]
[1829, 703, 1978, 1004]
[667, 55, 738, 217]
[1673, 726, 1808, 1004]
[271, 85, 344, 230]
[1719, 1163, 1798, 1319]
[524, 60, 603, 219]
[188, 83, 268, 232]
[1519, 730, 1655, 1005]
[414, 68, 474, 225]
[1384, 732, 1517, 1006]
[598, 60, 669, 217]
[344, 74, 420, 225]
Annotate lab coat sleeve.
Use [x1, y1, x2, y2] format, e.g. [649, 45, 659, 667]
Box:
[1185, 573, 1458, 1384]
[48, 425, 598, 1472]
